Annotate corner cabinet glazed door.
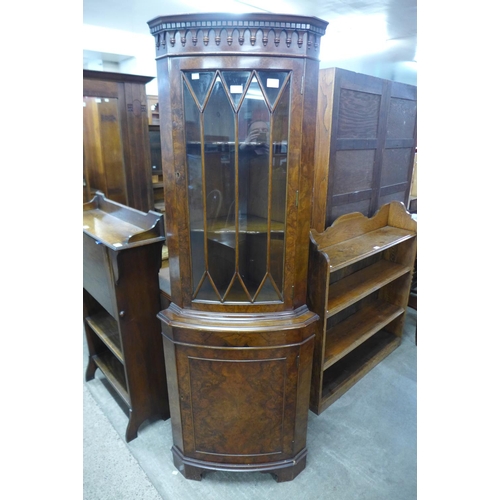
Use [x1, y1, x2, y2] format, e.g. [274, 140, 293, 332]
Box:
[161, 51, 322, 313]
[183, 69, 290, 304]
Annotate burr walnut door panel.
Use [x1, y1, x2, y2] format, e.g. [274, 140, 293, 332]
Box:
[171, 341, 306, 464]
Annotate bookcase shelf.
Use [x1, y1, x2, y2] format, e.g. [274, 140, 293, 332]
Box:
[321, 330, 400, 408]
[85, 310, 123, 363]
[307, 201, 417, 415]
[327, 260, 411, 317]
[92, 352, 130, 407]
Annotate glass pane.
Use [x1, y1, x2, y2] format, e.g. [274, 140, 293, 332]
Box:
[221, 71, 251, 109]
[184, 81, 206, 297]
[237, 77, 272, 300]
[204, 75, 237, 299]
[257, 71, 290, 108]
[269, 78, 290, 295]
[185, 71, 216, 108]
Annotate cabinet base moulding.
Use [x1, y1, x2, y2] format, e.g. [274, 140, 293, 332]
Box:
[171, 446, 307, 482]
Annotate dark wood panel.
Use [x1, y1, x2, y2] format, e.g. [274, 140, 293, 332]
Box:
[330, 189, 372, 205]
[385, 138, 415, 149]
[380, 183, 408, 196]
[387, 97, 417, 139]
[331, 149, 375, 194]
[337, 88, 381, 138]
[378, 190, 406, 207]
[381, 148, 413, 185]
[390, 80, 417, 100]
[338, 70, 385, 94]
[311, 67, 417, 231]
[329, 200, 372, 224]
[123, 81, 154, 212]
[336, 138, 378, 150]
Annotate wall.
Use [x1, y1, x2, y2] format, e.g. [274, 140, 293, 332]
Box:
[83, 25, 159, 95]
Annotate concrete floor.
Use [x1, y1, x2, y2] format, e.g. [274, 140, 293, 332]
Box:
[83, 307, 417, 500]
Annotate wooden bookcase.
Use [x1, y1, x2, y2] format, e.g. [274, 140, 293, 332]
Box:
[307, 201, 417, 415]
[83, 192, 170, 441]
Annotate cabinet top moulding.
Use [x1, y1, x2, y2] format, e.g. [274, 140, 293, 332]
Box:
[148, 12, 328, 33]
[310, 201, 416, 273]
[83, 192, 165, 249]
[148, 12, 328, 58]
[83, 69, 154, 86]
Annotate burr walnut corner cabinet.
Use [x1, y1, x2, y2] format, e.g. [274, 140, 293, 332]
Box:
[148, 13, 328, 481]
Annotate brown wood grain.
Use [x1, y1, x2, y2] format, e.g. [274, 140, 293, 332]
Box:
[83, 194, 169, 442]
[307, 201, 417, 414]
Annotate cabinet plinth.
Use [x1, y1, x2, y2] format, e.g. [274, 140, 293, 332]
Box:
[307, 201, 417, 415]
[83, 192, 170, 442]
[148, 12, 328, 481]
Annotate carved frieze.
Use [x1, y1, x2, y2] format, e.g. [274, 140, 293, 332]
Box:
[148, 13, 328, 56]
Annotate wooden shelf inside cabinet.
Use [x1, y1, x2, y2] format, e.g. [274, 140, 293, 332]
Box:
[83, 191, 170, 442]
[307, 201, 417, 415]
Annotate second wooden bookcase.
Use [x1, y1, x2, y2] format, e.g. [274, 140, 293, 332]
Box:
[83, 192, 170, 441]
[307, 201, 416, 415]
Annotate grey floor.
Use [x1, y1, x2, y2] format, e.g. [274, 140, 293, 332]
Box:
[83, 307, 417, 500]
